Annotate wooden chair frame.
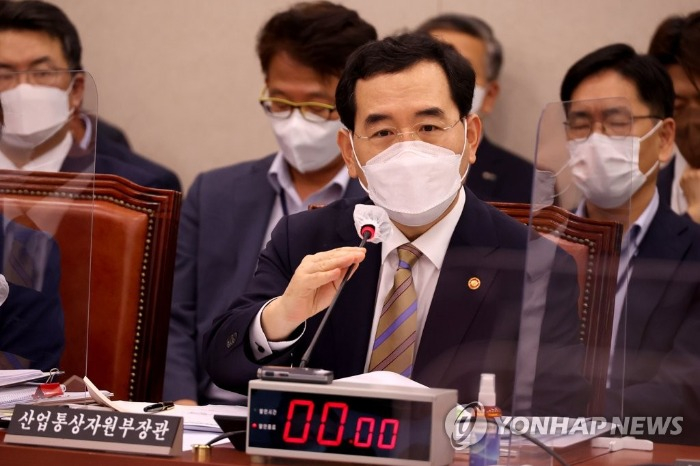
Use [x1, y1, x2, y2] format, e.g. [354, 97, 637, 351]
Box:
[0, 170, 181, 401]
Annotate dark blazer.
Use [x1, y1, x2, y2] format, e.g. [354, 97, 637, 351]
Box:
[60, 140, 175, 190]
[606, 202, 700, 444]
[92, 118, 182, 192]
[203, 188, 588, 415]
[467, 136, 534, 203]
[0, 219, 64, 370]
[164, 155, 365, 403]
[657, 158, 674, 208]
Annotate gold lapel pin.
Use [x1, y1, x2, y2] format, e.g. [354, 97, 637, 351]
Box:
[468, 277, 481, 290]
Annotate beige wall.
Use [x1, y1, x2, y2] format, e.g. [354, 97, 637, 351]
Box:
[51, 0, 699, 192]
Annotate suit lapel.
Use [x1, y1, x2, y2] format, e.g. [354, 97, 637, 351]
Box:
[624, 205, 692, 351]
[414, 190, 501, 384]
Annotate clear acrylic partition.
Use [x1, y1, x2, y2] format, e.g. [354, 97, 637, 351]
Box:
[0, 71, 97, 386]
[501, 98, 633, 463]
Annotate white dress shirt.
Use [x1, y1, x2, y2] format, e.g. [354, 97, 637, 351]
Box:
[0, 132, 72, 172]
[249, 188, 467, 367]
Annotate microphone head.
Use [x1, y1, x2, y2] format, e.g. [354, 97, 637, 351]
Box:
[353, 205, 392, 244]
[0, 274, 8, 307]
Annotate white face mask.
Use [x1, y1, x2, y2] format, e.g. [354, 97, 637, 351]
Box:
[351, 120, 469, 227]
[471, 85, 487, 114]
[0, 82, 73, 150]
[268, 111, 343, 173]
[567, 121, 662, 209]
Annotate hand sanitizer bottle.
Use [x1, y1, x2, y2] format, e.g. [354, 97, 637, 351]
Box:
[469, 373, 501, 466]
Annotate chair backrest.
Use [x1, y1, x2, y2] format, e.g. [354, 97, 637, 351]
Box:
[0, 170, 181, 401]
[490, 202, 622, 416]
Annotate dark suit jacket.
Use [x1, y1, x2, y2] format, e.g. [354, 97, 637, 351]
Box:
[92, 117, 182, 192]
[203, 188, 588, 415]
[60, 140, 175, 190]
[606, 202, 700, 444]
[164, 154, 365, 403]
[467, 136, 534, 203]
[0, 218, 64, 370]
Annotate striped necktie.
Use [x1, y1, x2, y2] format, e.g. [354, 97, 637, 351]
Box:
[369, 243, 422, 377]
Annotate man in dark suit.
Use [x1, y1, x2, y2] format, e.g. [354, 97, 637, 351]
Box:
[164, 2, 376, 405]
[417, 14, 533, 203]
[204, 33, 588, 416]
[649, 11, 700, 224]
[0, 217, 63, 371]
[561, 43, 700, 444]
[0, 1, 179, 190]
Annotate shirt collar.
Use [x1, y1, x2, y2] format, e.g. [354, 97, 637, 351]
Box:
[381, 188, 466, 270]
[266, 151, 350, 196]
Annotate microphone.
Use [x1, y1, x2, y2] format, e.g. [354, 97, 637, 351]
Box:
[299, 205, 392, 368]
[0, 274, 8, 307]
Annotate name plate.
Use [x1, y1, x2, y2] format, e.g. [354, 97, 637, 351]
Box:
[4, 404, 183, 456]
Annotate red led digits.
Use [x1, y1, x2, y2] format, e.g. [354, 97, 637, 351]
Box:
[353, 417, 375, 447]
[317, 402, 348, 447]
[281, 399, 401, 450]
[282, 399, 314, 444]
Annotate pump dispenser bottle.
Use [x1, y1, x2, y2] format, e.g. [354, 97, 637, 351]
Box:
[469, 373, 501, 466]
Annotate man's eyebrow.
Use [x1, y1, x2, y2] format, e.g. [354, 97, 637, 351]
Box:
[0, 57, 57, 71]
[415, 107, 446, 118]
[364, 113, 390, 126]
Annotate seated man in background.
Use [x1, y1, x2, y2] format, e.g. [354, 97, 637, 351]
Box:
[417, 14, 534, 203]
[204, 33, 588, 416]
[0, 0, 180, 190]
[561, 43, 700, 444]
[0, 217, 63, 370]
[165, 1, 374, 405]
[649, 11, 700, 223]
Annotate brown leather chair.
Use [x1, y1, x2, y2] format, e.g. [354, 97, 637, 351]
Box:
[0, 170, 181, 401]
[491, 202, 622, 416]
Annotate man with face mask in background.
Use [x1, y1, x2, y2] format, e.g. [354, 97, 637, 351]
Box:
[649, 11, 700, 224]
[0, 0, 178, 189]
[561, 43, 700, 444]
[416, 14, 534, 203]
[204, 33, 589, 416]
[164, 1, 373, 406]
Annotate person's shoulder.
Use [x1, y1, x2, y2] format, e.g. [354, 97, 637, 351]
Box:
[478, 136, 533, 170]
[194, 154, 276, 184]
[464, 189, 529, 244]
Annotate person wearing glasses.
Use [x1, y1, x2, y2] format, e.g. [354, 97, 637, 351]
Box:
[649, 11, 700, 224]
[204, 33, 589, 417]
[561, 43, 700, 444]
[164, 1, 375, 405]
[0, 1, 179, 190]
[416, 14, 534, 203]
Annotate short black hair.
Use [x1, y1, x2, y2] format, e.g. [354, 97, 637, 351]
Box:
[648, 11, 700, 79]
[0, 0, 82, 70]
[416, 13, 503, 81]
[256, 1, 376, 79]
[560, 43, 674, 118]
[336, 33, 476, 132]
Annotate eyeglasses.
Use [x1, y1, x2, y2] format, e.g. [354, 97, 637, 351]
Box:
[353, 117, 463, 153]
[259, 88, 336, 123]
[564, 112, 662, 140]
[0, 68, 72, 92]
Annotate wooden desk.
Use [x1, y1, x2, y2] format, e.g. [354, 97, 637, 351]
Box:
[1, 431, 699, 465]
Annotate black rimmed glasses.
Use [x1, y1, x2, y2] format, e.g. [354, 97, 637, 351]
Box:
[564, 109, 663, 141]
[259, 88, 336, 123]
[352, 117, 463, 153]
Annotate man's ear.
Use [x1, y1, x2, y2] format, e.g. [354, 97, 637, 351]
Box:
[69, 72, 85, 111]
[657, 118, 676, 164]
[338, 129, 359, 178]
[465, 113, 482, 165]
[479, 80, 500, 115]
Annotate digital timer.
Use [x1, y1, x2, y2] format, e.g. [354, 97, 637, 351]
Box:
[246, 378, 457, 466]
